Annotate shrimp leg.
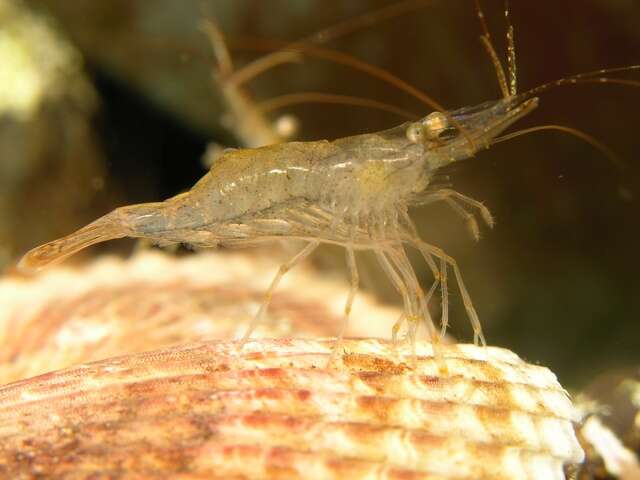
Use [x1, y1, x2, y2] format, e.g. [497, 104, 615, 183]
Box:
[386, 245, 438, 345]
[398, 210, 448, 337]
[420, 189, 495, 241]
[239, 241, 319, 347]
[374, 249, 415, 353]
[407, 236, 486, 347]
[370, 215, 417, 345]
[327, 244, 359, 367]
[376, 243, 443, 368]
[371, 214, 438, 358]
[387, 210, 440, 342]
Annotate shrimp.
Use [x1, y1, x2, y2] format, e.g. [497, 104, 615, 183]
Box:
[17, 1, 638, 360]
[17, 96, 537, 346]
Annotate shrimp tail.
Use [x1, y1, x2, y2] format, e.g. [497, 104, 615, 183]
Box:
[18, 212, 128, 273]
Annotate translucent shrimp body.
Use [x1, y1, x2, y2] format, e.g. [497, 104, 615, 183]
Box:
[19, 95, 538, 350]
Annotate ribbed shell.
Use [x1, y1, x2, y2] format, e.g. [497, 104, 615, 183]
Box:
[0, 338, 583, 479]
[0, 251, 399, 384]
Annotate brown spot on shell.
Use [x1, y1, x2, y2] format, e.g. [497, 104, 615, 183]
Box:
[342, 351, 411, 374]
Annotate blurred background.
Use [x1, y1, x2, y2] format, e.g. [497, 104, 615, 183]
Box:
[1, 0, 639, 389]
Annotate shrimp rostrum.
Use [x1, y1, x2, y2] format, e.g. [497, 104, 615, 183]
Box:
[18, 1, 638, 356]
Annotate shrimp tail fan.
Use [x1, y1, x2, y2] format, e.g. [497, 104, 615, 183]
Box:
[18, 212, 127, 272]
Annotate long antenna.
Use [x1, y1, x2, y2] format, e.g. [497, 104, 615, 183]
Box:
[258, 92, 418, 120]
[492, 124, 623, 168]
[231, 38, 447, 117]
[231, 37, 476, 150]
[522, 66, 640, 98]
[229, 0, 434, 88]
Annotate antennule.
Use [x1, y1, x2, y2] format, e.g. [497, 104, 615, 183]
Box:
[474, 0, 511, 99]
[504, 0, 517, 96]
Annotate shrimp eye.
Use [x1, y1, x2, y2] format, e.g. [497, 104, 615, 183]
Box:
[406, 123, 423, 143]
[406, 112, 457, 144]
[438, 126, 459, 140]
[423, 111, 450, 141]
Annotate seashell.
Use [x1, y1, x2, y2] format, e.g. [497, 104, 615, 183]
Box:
[0, 338, 584, 479]
[0, 250, 399, 384]
[578, 415, 640, 479]
[572, 369, 640, 479]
